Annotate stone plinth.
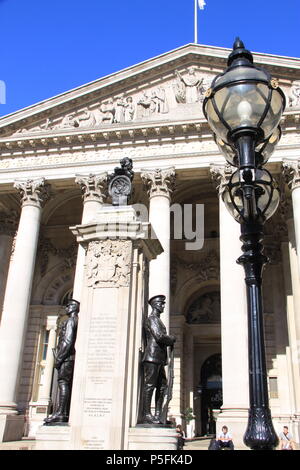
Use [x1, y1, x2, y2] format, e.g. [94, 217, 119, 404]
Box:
[0, 414, 25, 442]
[128, 426, 177, 450]
[35, 425, 72, 450]
[37, 207, 162, 450]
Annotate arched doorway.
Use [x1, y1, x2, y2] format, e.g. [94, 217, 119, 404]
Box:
[199, 353, 222, 436]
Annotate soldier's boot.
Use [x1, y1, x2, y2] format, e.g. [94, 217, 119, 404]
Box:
[44, 383, 70, 424]
[154, 390, 165, 424]
[142, 389, 158, 424]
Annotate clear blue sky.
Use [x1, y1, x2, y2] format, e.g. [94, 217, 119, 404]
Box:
[0, 0, 299, 116]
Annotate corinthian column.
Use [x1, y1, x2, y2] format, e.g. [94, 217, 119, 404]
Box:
[141, 167, 176, 331]
[0, 211, 18, 320]
[210, 164, 249, 447]
[280, 188, 300, 422]
[283, 160, 300, 278]
[72, 173, 107, 300]
[0, 178, 50, 435]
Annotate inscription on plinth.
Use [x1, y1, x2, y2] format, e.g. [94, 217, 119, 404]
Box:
[79, 288, 122, 449]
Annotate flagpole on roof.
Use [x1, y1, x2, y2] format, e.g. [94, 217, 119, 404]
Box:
[194, 0, 198, 44]
[195, 0, 206, 44]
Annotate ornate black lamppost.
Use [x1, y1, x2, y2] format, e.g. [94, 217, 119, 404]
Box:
[203, 38, 286, 450]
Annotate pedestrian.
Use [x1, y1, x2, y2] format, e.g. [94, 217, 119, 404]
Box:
[176, 424, 185, 450]
[279, 426, 296, 450]
[216, 425, 234, 450]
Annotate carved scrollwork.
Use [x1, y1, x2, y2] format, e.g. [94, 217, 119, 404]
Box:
[177, 249, 220, 283]
[0, 210, 18, 236]
[282, 159, 300, 191]
[14, 178, 51, 208]
[38, 236, 78, 277]
[141, 167, 176, 199]
[75, 172, 108, 204]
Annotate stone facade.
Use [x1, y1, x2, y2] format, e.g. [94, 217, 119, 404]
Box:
[0, 43, 300, 448]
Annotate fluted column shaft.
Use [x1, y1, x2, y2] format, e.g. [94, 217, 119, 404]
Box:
[283, 160, 300, 278]
[0, 178, 50, 412]
[141, 167, 175, 332]
[0, 211, 17, 320]
[72, 173, 107, 300]
[210, 164, 249, 445]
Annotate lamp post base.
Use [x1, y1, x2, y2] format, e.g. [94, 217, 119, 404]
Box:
[244, 407, 279, 450]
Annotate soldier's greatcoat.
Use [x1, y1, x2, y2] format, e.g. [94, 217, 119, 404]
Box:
[142, 313, 174, 365]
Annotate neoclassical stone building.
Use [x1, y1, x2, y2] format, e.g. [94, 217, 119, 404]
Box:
[0, 43, 300, 449]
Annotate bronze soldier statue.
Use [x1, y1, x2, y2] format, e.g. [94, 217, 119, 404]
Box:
[44, 299, 79, 425]
[141, 295, 176, 425]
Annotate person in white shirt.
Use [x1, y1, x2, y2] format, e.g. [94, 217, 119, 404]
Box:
[279, 426, 295, 450]
[217, 426, 234, 450]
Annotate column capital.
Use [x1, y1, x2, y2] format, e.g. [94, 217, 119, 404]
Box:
[0, 210, 18, 236]
[140, 166, 176, 199]
[75, 172, 108, 204]
[282, 159, 300, 191]
[14, 178, 51, 208]
[210, 163, 234, 196]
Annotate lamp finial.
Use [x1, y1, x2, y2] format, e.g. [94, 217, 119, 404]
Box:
[228, 37, 253, 66]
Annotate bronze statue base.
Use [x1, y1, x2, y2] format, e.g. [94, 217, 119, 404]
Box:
[136, 423, 174, 428]
[43, 421, 69, 427]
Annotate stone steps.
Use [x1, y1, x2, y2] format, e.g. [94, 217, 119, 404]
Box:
[0, 439, 36, 450]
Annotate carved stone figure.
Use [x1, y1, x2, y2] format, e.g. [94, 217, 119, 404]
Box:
[108, 157, 134, 205]
[175, 67, 204, 103]
[44, 299, 79, 425]
[150, 87, 169, 115]
[114, 93, 126, 123]
[172, 78, 186, 104]
[137, 91, 151, 119]
[141, 295, 176, 425]
[77, 108, 96, 128]
[58, 113, 79, 129]
[97, 98, 115, 124]
[289, 82, 300, 107]
[156, 86, 169, 114]
[124, 96, 135, 121]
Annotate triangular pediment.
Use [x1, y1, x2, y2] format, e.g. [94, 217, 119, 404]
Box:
[1, 43, 300, 140]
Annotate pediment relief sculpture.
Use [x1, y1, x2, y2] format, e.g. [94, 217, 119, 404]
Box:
[10, 68, 215, 137]
[174, 66, 206, 104]
[288, 81, 300, 108]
